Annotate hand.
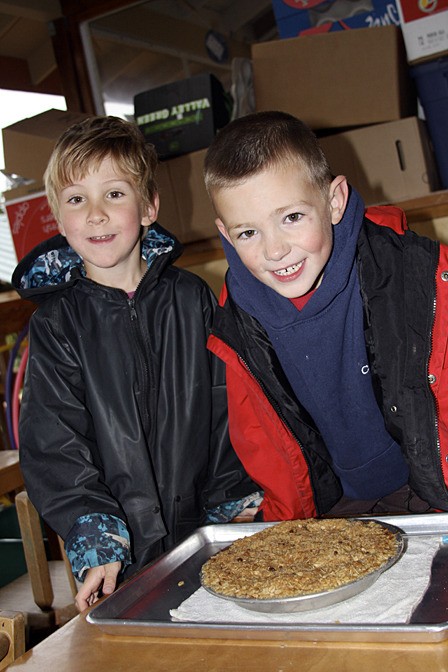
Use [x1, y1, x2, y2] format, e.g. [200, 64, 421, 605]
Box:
[75, 561, 122, 612]
[232, 506, 259, 523]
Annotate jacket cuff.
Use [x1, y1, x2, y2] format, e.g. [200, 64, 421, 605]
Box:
[65, 513, 132, 581]
[206, 491, 263, 523]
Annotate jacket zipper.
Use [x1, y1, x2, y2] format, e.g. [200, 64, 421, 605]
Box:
[235, 350, 312, 474]
[428, 278, 446, 489]
[127, 269, 147, 320]
[127, 295, 153, 437]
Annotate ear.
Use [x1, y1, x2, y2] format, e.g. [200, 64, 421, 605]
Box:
[215, 218, 234, 246]
[329, 176, 349, 225]
[141, 192, 160, 227]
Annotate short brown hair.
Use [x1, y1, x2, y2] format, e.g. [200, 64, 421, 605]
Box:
[44, 115, 158, 221]
[204, 111, 332, 195]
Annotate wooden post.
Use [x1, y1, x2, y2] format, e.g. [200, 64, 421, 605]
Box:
[0, 611, 25, 670]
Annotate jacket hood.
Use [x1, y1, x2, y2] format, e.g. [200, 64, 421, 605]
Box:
[11, 222, 183, 305]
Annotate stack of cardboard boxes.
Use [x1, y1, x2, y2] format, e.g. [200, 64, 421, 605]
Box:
[266, 0, 448, 193]
[252, 21, 441, 204]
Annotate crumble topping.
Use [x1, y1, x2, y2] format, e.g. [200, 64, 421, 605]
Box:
[201, 518, 399, 599]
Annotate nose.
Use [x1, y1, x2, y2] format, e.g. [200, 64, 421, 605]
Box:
[87, 203, 108, 225]
[263, 233, 290, 262]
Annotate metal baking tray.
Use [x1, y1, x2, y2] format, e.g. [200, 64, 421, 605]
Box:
[200, 520, 406, 613]
[87, 514, 448, 642]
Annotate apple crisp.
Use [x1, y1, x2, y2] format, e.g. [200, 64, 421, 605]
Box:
[201, 518, 399, 599]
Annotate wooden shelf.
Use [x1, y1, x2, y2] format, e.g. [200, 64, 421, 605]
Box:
[175, 236, 225, 268]
[394, 190, 448, 224]
[0, 291, 34, 339]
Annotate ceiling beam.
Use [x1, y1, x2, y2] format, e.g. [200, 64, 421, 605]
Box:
[28, 35, 58, 85]
[0, 0, 61, 22]
[90, 25, 233, 70]
[219, 0, 273, 35]
[0, 54, 61, 94]
[60, 0, 145, 23]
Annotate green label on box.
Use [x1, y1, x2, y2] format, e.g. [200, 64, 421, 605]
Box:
[141, 111, 205, 136]
[136, 97, 211, 127]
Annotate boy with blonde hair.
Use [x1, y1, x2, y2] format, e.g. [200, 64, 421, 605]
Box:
[12, 116, 256, 610]
[204, 110, 448, 520]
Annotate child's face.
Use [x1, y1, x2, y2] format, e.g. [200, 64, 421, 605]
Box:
[57, 156, 158, 290]
[213, 164, 348, 299]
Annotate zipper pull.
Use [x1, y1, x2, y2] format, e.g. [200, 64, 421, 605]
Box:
[127, 297, 137, 320]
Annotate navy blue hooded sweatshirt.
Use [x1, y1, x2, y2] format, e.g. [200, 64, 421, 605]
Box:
[222, 187, 408, 500]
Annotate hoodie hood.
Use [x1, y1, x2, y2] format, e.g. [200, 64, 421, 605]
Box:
[11, 222, 182, 305]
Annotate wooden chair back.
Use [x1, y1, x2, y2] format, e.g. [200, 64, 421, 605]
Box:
[0, 491, 78, 647]
[15, 491, 78, 609]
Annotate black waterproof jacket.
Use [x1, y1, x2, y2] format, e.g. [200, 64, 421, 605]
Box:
[12, 224, 255, 579]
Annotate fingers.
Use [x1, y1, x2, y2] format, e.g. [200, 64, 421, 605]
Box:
[101, 561, 121, 596]
[74, 562, 121, 611]
[85, 590, 100, 608]
[76, 578, 100, 611]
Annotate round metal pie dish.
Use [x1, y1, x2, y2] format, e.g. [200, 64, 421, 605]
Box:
[201, 520, 406, 613]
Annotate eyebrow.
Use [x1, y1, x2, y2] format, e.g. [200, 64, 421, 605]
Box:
[61, 178, 131, 191]
[226, 202, 310, 231]
[226, 221, 255, 231]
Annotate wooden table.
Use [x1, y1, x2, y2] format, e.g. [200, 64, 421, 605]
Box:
[7, 607, 448, 671]
[0, 450, 23, 497]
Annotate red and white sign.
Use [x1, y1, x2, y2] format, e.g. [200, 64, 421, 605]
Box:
[6, 191, 58, 261]
[397, 0, 448, 61]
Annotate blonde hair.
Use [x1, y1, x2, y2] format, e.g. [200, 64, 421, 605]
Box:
[204, 111, 332, 196]
[45, 115, 158, 221]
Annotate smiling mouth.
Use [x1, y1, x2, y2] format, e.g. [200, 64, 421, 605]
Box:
[273, 261, 304, 277]
[89, 234, 114, 241]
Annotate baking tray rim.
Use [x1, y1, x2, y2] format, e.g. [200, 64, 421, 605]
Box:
[86, 513, 448, 642]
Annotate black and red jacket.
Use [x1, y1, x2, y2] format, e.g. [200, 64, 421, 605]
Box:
[208, 206, 448, 520]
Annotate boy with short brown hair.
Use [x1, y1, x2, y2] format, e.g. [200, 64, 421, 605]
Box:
[204, 110, 448, 520]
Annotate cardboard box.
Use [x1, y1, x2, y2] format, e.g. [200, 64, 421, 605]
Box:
[134, 73, 231, 160]
[155, 160, 182, 239]
[318, 117, 440, 205]
[161, 149, 217, 243]
[397, 0, 448, 63]
[2, 109, 90, 182]
[272, 0, 401, 40]
[252, 25, 416, 130]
